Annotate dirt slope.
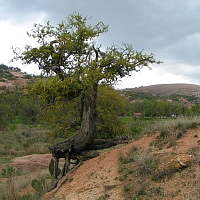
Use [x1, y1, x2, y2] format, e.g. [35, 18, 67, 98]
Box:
[42, 134, 158, 200]
[42, 128, 200, 200]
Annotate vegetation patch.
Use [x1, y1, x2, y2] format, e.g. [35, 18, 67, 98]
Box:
[119, 148, 165, 199]
[0, 166, 21, 178]
[150, 116, 200, 148]
[118, 144, 195, 199]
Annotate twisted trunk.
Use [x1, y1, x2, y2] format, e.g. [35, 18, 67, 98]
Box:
[49, 83, 98, 179]
[49, 83, 98, 156]
[72, 83, 98, 152]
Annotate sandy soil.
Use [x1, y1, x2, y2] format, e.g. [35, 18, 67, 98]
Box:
[42, 128, 200, 200]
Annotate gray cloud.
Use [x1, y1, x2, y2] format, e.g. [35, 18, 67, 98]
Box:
[1, 0, 200, 84]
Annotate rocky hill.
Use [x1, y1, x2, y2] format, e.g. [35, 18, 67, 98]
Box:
[0, 64, 34, 93]
[126, 83, 200, 97]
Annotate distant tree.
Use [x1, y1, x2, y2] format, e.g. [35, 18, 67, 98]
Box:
[0, 104, 12, 128]
[0, 94, 15, 128]
[0, 64, 9, 71]
[13, 12, 160, 160]
[129, 98, 191, 118]
[18, 96, 44, 124]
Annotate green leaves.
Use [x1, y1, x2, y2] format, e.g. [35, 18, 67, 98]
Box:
[28, 76, 83, 103]
[12, 13, 161, 143]
[31, 179, 43, 194]
[49, 159, 54, 177]
[48, 158, 61, 179]
[13, 12, 160, 86]
[96, 86, 127, 138]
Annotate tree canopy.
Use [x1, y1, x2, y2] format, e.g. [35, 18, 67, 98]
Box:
[13, 12, 161, 98]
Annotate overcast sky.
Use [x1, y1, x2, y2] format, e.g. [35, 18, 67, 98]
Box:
[0, 0, 200, 89]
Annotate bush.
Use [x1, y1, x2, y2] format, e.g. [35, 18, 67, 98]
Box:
[0, 103, 13, 129]
[96, 86, 127, 139]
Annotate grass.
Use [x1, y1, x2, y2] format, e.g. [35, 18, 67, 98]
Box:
[149, 116, 200, 148]
[119, 116, 200, 200]
[0, 155, 16, 164]
[0, 124, 49, 159]
[0, 166, 21, 178]
[182, 146, 200, 199]
[121, 115, 197, 144]
[118, 147, 192, 199]
[0, 169, 50, 200]
[119, 147, 166, 199]
[0, 115, 199, 199]
[0, 123, 51, 199]
[121, 116, 164, 139]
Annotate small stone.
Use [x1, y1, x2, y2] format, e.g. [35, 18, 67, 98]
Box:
[167, 154, 192, 170]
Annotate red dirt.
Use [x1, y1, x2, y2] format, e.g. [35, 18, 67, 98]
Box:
[42, 128, 200, 200]
[151, 128, 200, 200]
[42, 134, 158, 200]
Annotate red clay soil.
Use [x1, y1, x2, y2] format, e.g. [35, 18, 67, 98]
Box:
[150, 128, 200, 200]
[42, 128, 200, 200]
[175, 128, 200, 153]
[42, 134, 158, 200]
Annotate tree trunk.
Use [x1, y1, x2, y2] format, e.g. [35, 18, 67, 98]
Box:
[72, 83, 98, 152]
[49, 83, 98, 178]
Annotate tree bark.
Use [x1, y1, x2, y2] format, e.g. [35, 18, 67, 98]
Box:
[49, 83, 98, 157]
[72, 83, 98, 152]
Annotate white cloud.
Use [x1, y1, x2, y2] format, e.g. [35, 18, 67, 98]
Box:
[115, 66, 195, 89]
[0, 12, 47, 74]
[1, 1, 200, 87]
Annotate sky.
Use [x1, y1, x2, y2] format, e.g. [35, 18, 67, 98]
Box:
[0, 0, 200, 89]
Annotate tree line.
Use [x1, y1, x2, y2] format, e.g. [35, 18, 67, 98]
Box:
[1, 81, 200, 139]
[127, 99, 191, 118]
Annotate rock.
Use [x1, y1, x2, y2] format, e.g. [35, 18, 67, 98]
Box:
[167, 154, 192, 170]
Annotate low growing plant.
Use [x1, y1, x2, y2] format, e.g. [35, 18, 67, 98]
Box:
[1, 166, 20, 178]
[31, 158, 62, 197]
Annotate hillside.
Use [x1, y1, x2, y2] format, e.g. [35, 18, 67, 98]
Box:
[126, 83, 200, 97]
[42, 127, 199, 200]
[0, 64, 34, 93]
[2, 118, 199, 200]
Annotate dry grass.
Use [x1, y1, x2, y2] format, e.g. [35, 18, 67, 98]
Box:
[119, 147, 165, 199]
[185, 146, 200, 199]
[150, 116, 200, 148]
[119, 126, 200, 200]
[0, 176, 18, 200]
[0, 125, 50, 165]
[0, 169, 50, 200]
